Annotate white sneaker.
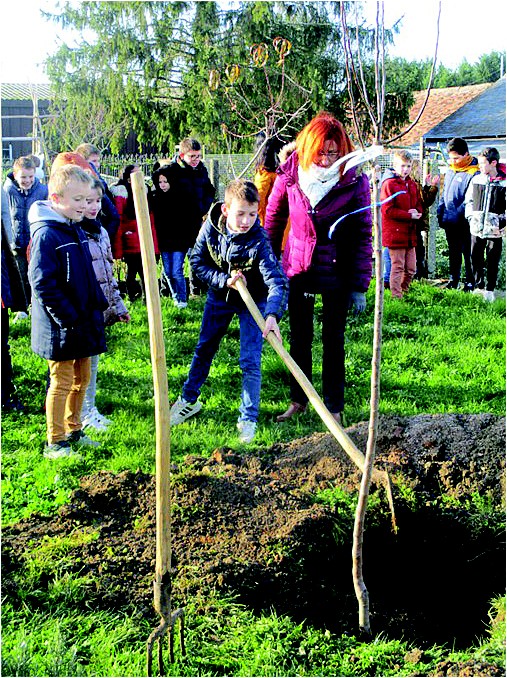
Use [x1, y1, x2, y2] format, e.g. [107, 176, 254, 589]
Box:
[44, 440, 77, 459]
[92, 408, 112, 425]
[472, 288, 484, 297]
[13, 311, 29, 323]
[170, 397, 202, 425]
[82, 410, 108, 432]
[483, 290, 495, 302]
[175, 301, 188, 309]
[237, 420, 257, 444]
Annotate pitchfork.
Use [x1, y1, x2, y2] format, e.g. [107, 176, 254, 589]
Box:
[131, 172, 185, 676]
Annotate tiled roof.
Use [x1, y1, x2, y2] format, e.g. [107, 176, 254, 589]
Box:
[400, 83, 492, 146]
[424, 77, 506, 141]
[1, 83, 53, 100]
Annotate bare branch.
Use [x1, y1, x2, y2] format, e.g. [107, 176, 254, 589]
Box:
[384, 0, 441, 145]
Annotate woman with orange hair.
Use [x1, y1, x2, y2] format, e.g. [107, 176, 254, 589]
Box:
[264, 112, 373, 423]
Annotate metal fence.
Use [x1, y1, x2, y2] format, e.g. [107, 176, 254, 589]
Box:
[100, 153, 255, 201]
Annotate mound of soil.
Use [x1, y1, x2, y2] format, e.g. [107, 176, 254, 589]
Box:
[3, 414, 505, 651]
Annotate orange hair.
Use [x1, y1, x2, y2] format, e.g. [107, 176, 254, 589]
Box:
[295, 112, 355, 172]
[50, 152, 93, 176]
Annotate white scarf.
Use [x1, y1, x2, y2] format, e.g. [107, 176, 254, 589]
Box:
[298, 160, 342, 208]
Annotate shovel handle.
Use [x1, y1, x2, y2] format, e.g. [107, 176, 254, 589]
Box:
[131, 172, 172, 577]
[235, 278, 383, 482]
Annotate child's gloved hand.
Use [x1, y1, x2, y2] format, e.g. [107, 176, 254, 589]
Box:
[348, 291, 366, 315]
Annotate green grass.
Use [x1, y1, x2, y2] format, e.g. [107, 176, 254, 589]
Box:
[1, 279, 505, 676]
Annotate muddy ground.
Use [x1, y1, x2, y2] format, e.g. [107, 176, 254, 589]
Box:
[3, 414, 505, 673]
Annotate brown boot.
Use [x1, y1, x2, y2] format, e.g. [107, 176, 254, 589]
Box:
[276, 401, 307, 422]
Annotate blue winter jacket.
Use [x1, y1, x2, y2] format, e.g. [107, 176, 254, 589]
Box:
[3, 173, 48, 250]
[190, 203, 289, 321]
[28, 201, 108, 361]
[437, 159, 479, 227]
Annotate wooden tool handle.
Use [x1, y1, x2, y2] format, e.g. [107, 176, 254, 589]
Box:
[235, 278, 383, 482]
[131, 172, 172, 577]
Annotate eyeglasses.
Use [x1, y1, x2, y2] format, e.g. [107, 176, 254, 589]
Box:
[317, 151, 339, 159]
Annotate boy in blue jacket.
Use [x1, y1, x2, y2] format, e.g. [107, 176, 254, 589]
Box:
[3, 155, 48, 315]
[170, 179, 288, 443]
[28, 165, 108, 459]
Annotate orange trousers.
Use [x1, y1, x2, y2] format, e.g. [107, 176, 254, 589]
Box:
[46, 357, 91, 444]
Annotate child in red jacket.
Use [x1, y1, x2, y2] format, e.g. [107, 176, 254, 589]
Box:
[111, 164, 159, 302]
[381, 150, 423, 299]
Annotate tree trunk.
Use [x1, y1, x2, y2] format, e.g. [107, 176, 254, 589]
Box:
[351, 184, 384, 636]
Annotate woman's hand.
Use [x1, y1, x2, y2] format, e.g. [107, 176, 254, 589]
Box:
[348, 291, 366, 315]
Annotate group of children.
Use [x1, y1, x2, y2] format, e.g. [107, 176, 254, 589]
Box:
[109, 138, 216, 308]
[379, 141, 505, 301]
[2, 141, 287, 455]
[2, 135, 505, 457]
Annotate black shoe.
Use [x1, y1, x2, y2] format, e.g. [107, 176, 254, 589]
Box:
[67, 429, 100, 447]
[2, 396, 25, 413]
[463, 283, 474, 293]
[445, 280, 458, 289]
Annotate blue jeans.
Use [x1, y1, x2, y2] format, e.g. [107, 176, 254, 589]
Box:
[161, 251, 187, 303]
[182, 289, 266, 422]
[383, 247, 391, 283]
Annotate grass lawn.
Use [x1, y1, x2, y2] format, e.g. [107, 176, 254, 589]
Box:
[1, 278, 505, 676]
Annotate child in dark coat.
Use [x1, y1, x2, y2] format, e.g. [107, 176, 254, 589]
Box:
[170, 180, 288, 444]
[28, 165, 108, 458]
[164, 138, 215, 297]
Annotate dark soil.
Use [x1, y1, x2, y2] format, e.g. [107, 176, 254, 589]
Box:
[3, 414, 505, 659]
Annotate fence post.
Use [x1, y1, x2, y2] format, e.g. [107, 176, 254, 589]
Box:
[209, 159, 220, 198]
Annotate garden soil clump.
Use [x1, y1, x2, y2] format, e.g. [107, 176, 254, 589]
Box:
[3, 414, 505, 658]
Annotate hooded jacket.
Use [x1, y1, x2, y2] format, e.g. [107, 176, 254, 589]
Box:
[3, 173, 48, 250]
[464, 165, 506, 239]
[110, 187, 159, 258]
[263, 152, 372, 293]
[189, 203, 288, 320]
[80, 217, 129, 325]
[380, 168, 424, 249]
[151, 169, 192, 252]
[28, 201, 108, 361]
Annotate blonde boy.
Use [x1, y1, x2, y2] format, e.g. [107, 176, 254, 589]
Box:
[28, 165, 108, 458]
[3, 155, 48, 308]
[170, 179, 288, 444]
[381, 151, 423, 298]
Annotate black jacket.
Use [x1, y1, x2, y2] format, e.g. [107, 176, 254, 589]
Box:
[164, 159, 215, 248]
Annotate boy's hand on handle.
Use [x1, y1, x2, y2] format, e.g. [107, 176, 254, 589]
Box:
[263, 314, 282, 341]
[227, 269, 246, 289]
[408, 208, 422, 220]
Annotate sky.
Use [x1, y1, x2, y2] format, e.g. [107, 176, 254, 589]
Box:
[0, 0, 506, 84]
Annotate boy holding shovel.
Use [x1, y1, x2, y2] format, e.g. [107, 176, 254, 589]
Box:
[170, 179, 288, 443]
